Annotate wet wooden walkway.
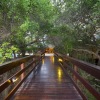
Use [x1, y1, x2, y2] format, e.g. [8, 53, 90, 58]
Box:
[12, 56, 82, 100]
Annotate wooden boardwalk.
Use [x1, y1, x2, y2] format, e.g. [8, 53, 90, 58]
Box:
[12, 56, 82, 100]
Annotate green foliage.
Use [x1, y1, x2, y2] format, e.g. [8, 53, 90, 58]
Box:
[0, 42, 18, 64]
[0, 0, 57, 57]
[0, 0, 99, 59]
[52, 0, 100, 51]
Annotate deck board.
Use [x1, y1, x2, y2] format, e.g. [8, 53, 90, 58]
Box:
[12, 56, 82, 100]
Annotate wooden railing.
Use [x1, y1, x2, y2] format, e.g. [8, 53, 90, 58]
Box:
[0, 51, 45, 100]
[71, 49, 100, 65]
[55, 52, 100, 100]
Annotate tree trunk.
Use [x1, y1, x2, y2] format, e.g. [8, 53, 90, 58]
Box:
[13, 50, 16, 59]
[21, 49, 26, 57]
[22, 51, 25, 57]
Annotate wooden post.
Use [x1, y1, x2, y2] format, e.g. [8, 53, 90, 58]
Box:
[20, 63, 25, 80]
[73, 65, 78, 83]
[33, 57, 35, 66]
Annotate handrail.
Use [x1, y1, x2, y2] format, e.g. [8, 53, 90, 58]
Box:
[0, 58, 39, 93]
[5, 60, 41, 100]
[71, 49, 100, 65]
[0, 51, 45, 100]
[0, 55, 35, 75]
[73, 49, 100, 60]
[55, 52, 100, 100]
[56, 53, 100, 79]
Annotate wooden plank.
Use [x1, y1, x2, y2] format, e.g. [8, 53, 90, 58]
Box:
[12, 57, 82, 100]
